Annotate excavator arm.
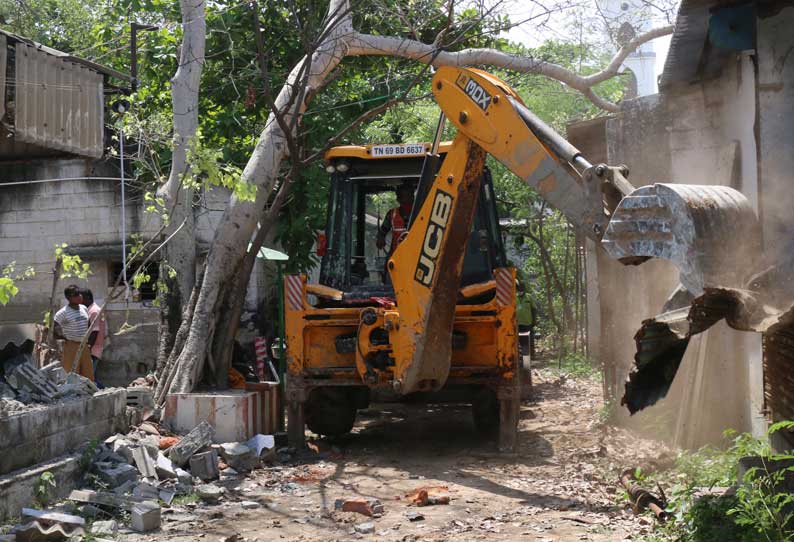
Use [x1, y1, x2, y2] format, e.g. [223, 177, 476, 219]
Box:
[384, 66, 758, 398]
[386, 67, 635, 395]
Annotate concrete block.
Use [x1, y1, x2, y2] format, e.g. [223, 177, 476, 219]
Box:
[126, 387, 154, 409]
[155, 452, 177, 479]
[189, 449, 219, 481]
[175, 467, 192, 486]
[130, 502, 160, 532]
[132, 481, 159, 500]
[164, 391, 260, 443]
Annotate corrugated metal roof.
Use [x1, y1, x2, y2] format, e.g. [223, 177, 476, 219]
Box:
[0, 28, 130, 82]
[14, 42, 105, 158]
[659, 0, 748, 89]
[659, 0, 714, 88]
[0, 29, 129, 159]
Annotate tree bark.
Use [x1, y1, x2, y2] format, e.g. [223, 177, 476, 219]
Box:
[155, 0, 205, 369]
[162, 0, 354, 396]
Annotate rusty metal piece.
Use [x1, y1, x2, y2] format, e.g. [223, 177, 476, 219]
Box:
[603, 183, 761, 294]
[619, 468, 670, 522]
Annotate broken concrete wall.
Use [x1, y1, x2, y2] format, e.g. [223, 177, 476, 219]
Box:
[587, 54, 764, 447]
[662, 53, 763, 445]
[0, 388, 128, 474]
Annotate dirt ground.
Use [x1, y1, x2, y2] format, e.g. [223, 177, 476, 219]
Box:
[124, 368, 676, 542]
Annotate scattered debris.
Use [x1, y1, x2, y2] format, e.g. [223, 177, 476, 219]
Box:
[405, 485, 451, 506]
[619, 468, 669, 522]
[196, 483, 226, 503]
[21, 508, 85, 527]
[90, 519, 118, 536]
[354, 521, 375, 534]
[219, 442, 258, 472]
[168, 420, 215, 467]
[405, 511, 425, 522]
[334, 498, 385, 517]
[159, 436, 180, 450]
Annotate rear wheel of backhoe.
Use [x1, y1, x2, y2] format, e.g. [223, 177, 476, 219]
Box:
[472, 387, 499, 437]
[305, 387, 357, 437]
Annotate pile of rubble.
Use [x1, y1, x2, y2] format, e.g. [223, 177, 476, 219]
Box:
[0, 344, 99, 417]
[1, 419, 277, 541]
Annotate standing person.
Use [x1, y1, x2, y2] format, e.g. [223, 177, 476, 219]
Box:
[82, 288, 105, 387]
[53, 285, 95, 380]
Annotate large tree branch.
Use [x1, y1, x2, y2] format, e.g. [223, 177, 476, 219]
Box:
[347, 24, 673, 112]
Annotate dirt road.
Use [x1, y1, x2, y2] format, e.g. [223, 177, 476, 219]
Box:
[127, 369, 673, 542]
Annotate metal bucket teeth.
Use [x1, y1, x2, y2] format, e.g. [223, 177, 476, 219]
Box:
[602, 184, 761, 294]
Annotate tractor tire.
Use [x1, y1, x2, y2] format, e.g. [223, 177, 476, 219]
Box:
[305, 387, 357, 437]
[471, 387, 499, 437]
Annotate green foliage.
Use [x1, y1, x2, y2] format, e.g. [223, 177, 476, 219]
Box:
[171, 492, 200, 505]
[0, 261, 35, 306]
[55, 243, 91, 280]
[642, 425, 794, 542]
[34, 471, 57, 507]
[551, 350, 600, 380]
[79, 439, 99, 472]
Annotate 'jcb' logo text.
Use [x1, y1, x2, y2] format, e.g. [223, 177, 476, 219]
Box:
[415, 190, 453, 286]
[455, 73, 491, 111]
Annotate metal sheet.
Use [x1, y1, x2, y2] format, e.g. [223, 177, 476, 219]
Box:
[14, 43, 104, 159]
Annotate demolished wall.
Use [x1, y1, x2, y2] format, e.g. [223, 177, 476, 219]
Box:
[579, 52, 765, 448]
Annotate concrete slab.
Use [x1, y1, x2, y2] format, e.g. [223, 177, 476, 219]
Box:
[163, 391, 259, 442]
[0, 388, 128, 475]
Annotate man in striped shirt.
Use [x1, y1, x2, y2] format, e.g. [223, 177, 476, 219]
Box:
[54, 284, 95, 380]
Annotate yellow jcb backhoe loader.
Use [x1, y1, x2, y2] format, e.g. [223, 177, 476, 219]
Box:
[283, 66, 757, 451]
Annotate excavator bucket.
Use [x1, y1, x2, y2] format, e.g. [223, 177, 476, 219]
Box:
[602, 183, 761, 294]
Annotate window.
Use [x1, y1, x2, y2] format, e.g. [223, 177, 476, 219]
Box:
[109, 261, 159, 301]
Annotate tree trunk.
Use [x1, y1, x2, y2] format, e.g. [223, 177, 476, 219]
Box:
[161, 0, 353, 397]
[156, 0, 205, 369]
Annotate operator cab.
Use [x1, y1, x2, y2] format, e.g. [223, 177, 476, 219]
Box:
[320, 142, 507, 304]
